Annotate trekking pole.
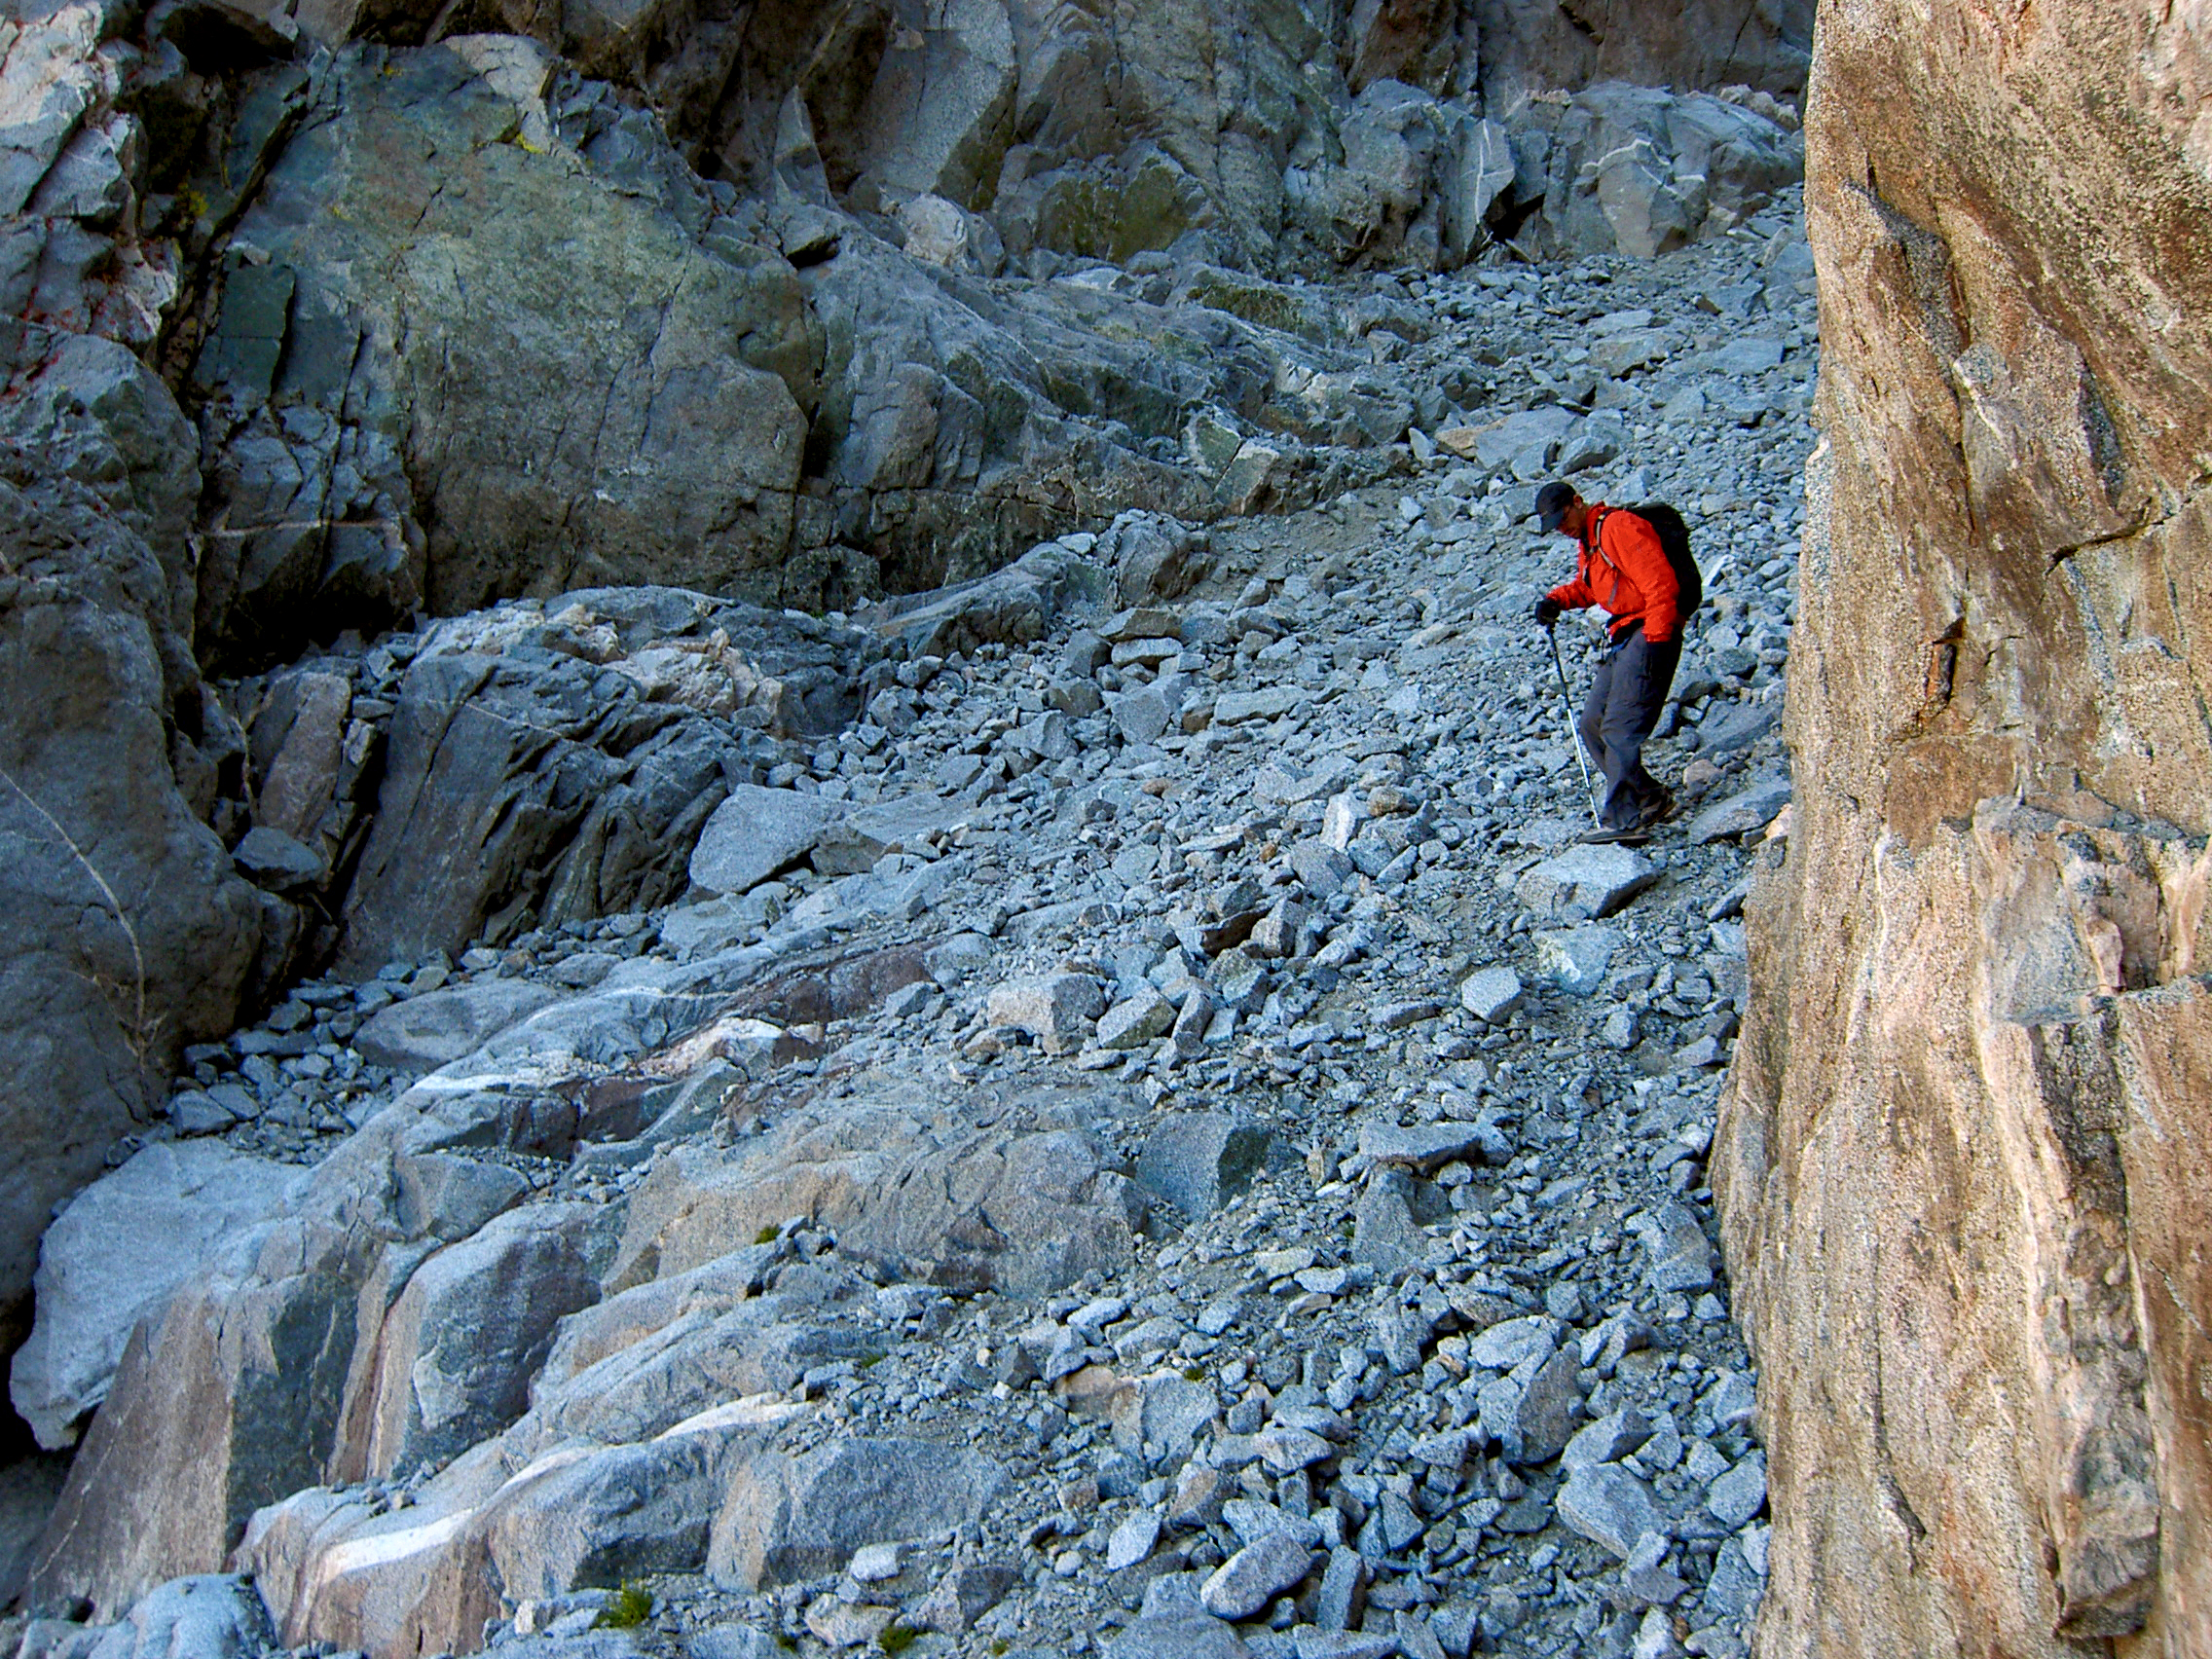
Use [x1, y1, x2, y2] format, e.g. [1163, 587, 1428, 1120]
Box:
[1546, 623, 1604, 828]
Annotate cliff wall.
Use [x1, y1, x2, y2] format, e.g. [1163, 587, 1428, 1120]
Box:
[1716, 3, 2212, 1653]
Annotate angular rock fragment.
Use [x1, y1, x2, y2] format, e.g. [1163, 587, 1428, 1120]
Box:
[986, 974, 1105, 1053]
[1457, 966, 1523, 1021]
[1516, 844, 1660, 918]
[1635, 1201, 1715, 1292]
[1199, 1530, 1313, 1618]
[1557, 1464, 1668, 1560]
[352, 980, 565, 1070]
[1135, 1115, 1276, 1219]
[688, 788, 838, 896]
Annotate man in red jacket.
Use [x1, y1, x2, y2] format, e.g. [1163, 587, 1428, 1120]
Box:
[1530, 481, 1680, 838]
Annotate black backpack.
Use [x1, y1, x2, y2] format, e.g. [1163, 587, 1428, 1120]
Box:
[1626, 501, 1702, 615]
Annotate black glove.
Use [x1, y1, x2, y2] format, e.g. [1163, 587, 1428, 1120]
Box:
[1531, 595, 1563, 627]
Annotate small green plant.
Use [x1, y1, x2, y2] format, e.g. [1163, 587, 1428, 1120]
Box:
[593, 1582, 653, 1629]
[755, 1224, 782, 1245]
[1182, 1366, 1205, 1382]
[876, 1622, 920, 1654]
[858, 1349, 889, 1371]
[990, 1639, 1013, 1655]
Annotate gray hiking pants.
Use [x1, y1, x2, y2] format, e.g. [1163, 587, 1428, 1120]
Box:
[1578, 627, 1680, 830]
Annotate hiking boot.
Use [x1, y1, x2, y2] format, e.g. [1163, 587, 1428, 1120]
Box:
[1635, 786, 1676, 830]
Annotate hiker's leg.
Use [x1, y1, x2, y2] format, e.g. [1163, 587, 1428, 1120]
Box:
[1585, 645, 1641, 827]
[1599, 634, 1679, 824]
[1578, 650, 1613, 771]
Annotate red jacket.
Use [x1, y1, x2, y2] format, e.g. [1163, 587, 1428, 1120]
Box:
[1546, 504, 1681, 645]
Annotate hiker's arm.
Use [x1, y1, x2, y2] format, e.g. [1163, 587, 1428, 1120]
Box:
[1607, 515, 1680, 643]
[1546, 573, 1594, 610]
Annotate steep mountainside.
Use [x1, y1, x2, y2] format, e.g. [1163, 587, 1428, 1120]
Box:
[0, 0, 1810, 1372]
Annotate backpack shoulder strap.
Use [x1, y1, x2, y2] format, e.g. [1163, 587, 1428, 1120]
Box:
[1585, 505, 1618, 571]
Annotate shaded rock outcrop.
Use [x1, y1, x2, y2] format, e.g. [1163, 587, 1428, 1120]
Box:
[1714, 3, 2212, 1654]
[328, 586, 866, 972]
[0, 419, 270, 1350]
[187, 38, 809, 659]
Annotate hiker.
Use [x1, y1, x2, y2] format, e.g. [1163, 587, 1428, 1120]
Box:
[1530, 481, 1681, 838]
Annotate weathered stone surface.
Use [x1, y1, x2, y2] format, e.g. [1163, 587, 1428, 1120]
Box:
[0, 17, 1833, 1658]
[242, 1397, 800, 1654]
[1350, 1169, 1428, 1275]
[707, 1437, 1005, 1590]
[866, 543, 1112, 661]
[1563, 1409, 1653, 1473]
[1516, 844, 1660, 919]
[11, 1143, 296, 1451]
[1634, 1202, 1714, 1294]
[194, 41, 807, 647]
[611, 1093, 1141, 1299]
[1714, 4, 2212, 1650]
[1528, 84, 1804, 260]
[1684, 773, 1789, 844]
[985, 973, 1105, 1053]
[1533, 926, 1621, 995]
[1199, 1530, 1312, 1619]
[1557, 1464, 1666, 1561]
[351, 980, 564, 1070]
[1456, 965, 1522, 1021]
[342, 1203, 600, 1481]
[27, 1211, 369, 1619]
[1106, 1615, 1249, 1659]
[334, 595, 862, 969]
[1096, 989, 1177, 1051]
[79, 1574, 279, 1659]
[1355, 1121, 1502, 1173]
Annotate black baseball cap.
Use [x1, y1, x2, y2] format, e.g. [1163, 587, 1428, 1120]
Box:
[1535, 481, 1577, 532]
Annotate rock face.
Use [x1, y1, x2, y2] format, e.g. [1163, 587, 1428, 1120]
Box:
[1714, 5, 2212, 1654]
[192, 40, 809, 652]
[0, 432, 270, 1350]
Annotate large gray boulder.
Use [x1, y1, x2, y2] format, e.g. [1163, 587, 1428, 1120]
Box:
[687, 787, 840, 898]
[863, 540, 1112, 661]
[26, 1205, 371, 1620]
[351, 980, 566, 1071]
[85, 1574, 278, 1659]
[240, 1396, 804, 1654]
[1469, 0, 1811, 109]
[1134, 1114, 1279, 1219]
[707, 1437, 1007, 1590]
[24, 1082, 571, 1619]
[11, 1143, 297, 1452]
[1522, 84, 1805, 259]
[190, 39, 811, 660]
